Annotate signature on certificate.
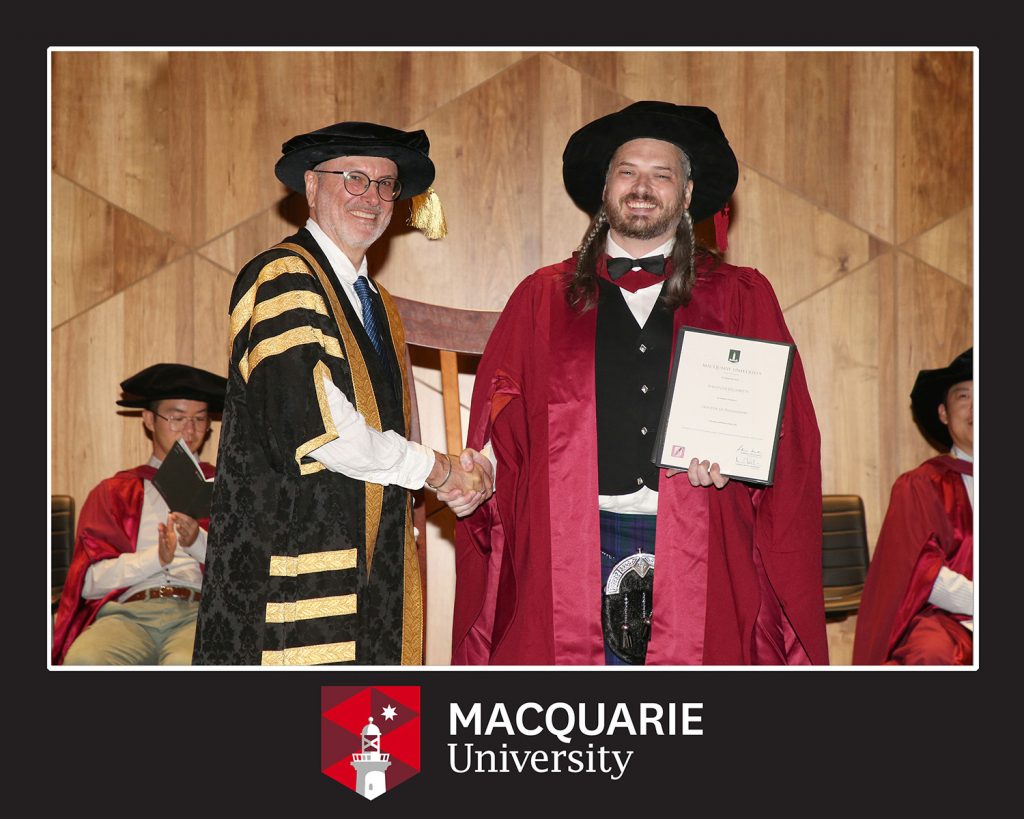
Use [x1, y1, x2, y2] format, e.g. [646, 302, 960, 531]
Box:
[735, 444, 762, 468]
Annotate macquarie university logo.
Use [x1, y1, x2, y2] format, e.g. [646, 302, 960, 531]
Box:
[321, 686, 421, 801]
[728, 349, 741, 363]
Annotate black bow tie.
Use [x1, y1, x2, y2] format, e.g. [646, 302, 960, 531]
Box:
[606, 254, 666, 279]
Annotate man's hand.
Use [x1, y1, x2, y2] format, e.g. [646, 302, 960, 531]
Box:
[436, 449, 494, 517]
[665, 457, 730, 489]
[170, 512, 200, 549]
[157, 514, 178, 566]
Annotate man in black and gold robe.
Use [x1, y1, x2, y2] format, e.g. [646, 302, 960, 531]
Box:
[193, 121, 492, 665]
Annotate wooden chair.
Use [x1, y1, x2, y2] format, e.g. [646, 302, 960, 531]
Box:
[392, 296, 500, 662]
[821, 494, 871, 621]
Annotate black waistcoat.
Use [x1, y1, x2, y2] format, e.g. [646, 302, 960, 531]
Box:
[594, 278, 674, 495]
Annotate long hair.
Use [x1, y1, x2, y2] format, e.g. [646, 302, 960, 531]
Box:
[565, 205, 704, 313]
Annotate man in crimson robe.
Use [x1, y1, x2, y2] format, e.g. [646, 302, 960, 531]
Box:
[853, 349, 974, 665]
[52, 363, 227, 665]
[451, 101, 827, 665]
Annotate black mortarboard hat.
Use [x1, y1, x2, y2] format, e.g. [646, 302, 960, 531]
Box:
[116, 363, 227, 412]
[910, 348, 973, 449]
[562, 101, 739, 224]
[274, 121, 435, 200]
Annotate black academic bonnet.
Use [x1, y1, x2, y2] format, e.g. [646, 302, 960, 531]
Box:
[562, 100, 739, 224]
[116, 363, 227, 413]
[910, 348, 973, 448]
[274, 121, 435, 199]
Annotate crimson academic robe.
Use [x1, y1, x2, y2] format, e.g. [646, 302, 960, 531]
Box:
[51, 462, 215, 665]
[452, 255, 827, 665]
[852, 456, 973, 665]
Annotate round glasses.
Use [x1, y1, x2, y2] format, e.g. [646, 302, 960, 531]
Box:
[153, 411, 210, 431]
[313, 169, 402, 201]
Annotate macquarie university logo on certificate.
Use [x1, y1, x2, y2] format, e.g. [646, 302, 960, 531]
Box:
[321, 686, 421, 801]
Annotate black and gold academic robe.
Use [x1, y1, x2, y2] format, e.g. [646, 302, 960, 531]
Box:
[193, 229, 422, 665]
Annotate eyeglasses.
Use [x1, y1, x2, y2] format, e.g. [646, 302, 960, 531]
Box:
[153, 411, 210, 431]
[313, 169, 403, 201]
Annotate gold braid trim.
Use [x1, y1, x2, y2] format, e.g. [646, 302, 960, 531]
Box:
[229, 256, 313, 356]
[363, 483, 383, 575]
[241, 327, 343, 383]
[400, 498, 424, 664]
[268, 549, 358, 577]
[377, 283, 412, 436]
[265, 594, 357, 623]
[251, 290, 330, 329]
[299, 462, 327, 476]
[295, 360, 340, 472]
[261, 641, 355, 666]
[275, 242, 384, 576]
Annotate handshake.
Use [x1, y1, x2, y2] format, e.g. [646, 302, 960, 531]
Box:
[425, 448, 494, 517]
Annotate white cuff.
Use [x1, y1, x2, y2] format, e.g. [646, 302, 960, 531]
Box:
[928, 566, 974, 616]
[310, 373, 434, 489]
[184, 527, 208, 564]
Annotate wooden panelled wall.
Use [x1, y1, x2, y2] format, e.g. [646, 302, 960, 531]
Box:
[51, 51, 973, 665]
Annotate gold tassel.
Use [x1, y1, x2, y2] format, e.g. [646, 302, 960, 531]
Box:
[408, 186, 448, 239]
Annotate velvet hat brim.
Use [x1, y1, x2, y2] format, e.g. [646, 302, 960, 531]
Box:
[562, 101, 739, 224]
[116, 363, 227, 413]
[910, 348, 973, 449]
[274, 121, 435, 200]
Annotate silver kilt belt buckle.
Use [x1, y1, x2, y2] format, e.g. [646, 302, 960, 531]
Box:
[602, 552, 654, 664]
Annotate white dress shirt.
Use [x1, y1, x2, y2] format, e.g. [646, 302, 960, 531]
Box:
[304, 219, 436, 488]
[81, 456, 207, 601]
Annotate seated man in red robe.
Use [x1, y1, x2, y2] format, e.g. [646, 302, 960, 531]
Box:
[853, 349, 974, 665]
[52, 363, 227, 665]
[451, 101, 827, 665]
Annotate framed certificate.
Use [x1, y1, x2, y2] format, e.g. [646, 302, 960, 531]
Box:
[652, 327, 795, 485]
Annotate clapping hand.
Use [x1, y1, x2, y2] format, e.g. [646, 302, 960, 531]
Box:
[157, 512, 201, 566]
[157, 514, 178, 566]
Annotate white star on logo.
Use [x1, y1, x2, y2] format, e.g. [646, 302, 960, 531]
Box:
[381, 705, 398, 721]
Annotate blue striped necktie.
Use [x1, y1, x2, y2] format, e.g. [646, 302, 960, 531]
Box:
[353, 275, 388, 362]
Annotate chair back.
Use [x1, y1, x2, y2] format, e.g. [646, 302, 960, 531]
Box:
[392, 295, 500, 453]
[821, 494, 870, 615]
[392, 296, 500, 661]
[51, 495, 75, 608]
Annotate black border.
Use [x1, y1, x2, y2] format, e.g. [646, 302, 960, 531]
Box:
[27, 8, 1010, 810]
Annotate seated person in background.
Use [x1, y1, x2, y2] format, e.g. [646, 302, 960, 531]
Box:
[52, 363, 227, 665]
[853, 348, 974, 665]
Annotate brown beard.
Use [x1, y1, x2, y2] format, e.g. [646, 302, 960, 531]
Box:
[604, 192, 685, 241]
[567, 204, 705, 313]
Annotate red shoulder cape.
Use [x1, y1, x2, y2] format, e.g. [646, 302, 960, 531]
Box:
[452, 256, 826, 665]
[51, 461, 214, 664]
[852, 456, 973, 664]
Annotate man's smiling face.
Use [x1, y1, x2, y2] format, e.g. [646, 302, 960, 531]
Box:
[305, 154, 398, 264]
[603, 138, 693, 249]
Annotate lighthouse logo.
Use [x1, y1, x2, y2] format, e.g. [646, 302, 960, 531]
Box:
[321, 686, 421, 800]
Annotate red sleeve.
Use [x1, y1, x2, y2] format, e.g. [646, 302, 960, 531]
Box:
[736, 269, 827, 665]
[451, 274, 540, 662]
[853, 468, 951, 664]
[52, 474, 144, 664]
